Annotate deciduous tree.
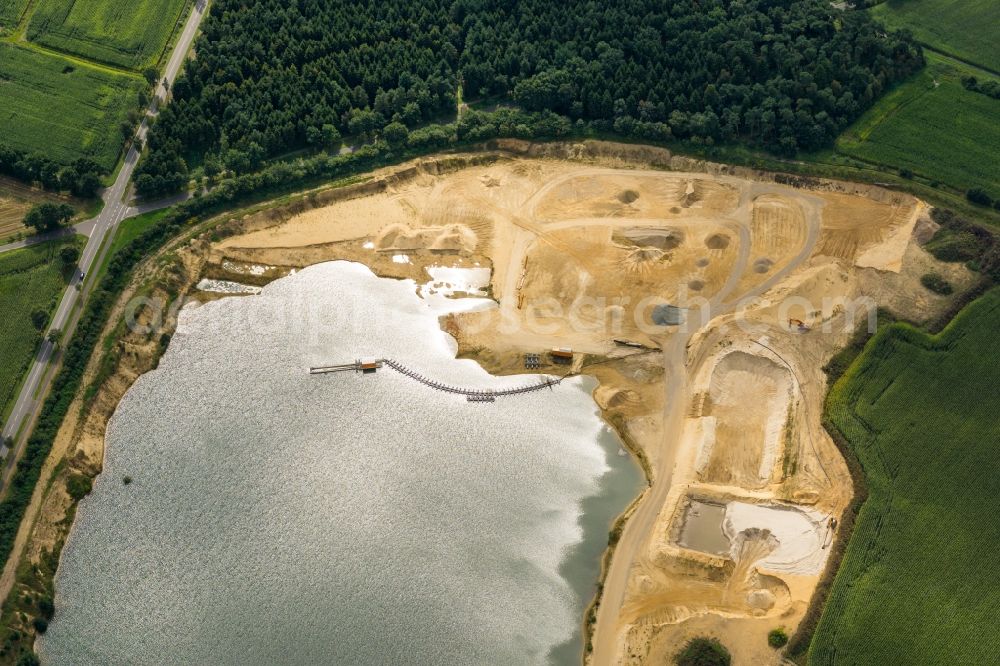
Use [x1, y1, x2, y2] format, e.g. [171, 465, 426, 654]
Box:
[23, 203, 74, 233]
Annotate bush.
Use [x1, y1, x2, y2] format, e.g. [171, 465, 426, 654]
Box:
[382, 121, 409, 147]
[921, 273, 953, 295]
[30, 618, 47, 634]
[608, 522, 623, 546]
[768, 628, 789, 648]
[59, 246, 80, 265]
[65, 473, 93, 501]
[966, 188, 993, 207]
[30, 309, 49, 331]
[16, 654, 40, 666]
[36, 597, 54, 619]
[926, 230, 981, 263]
[925, 208, 1000, 281]
[675, 637, 731, 666]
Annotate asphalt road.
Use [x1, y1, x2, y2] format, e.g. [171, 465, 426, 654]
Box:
[0, 220, 97, 255]
[0, 189, 193, 256]
[0, 0, 208, 462]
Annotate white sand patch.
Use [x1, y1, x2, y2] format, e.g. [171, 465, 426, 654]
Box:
[363, 241, 375, 249]
[392, 254, 411, 264]
[196, 279, 261, 295]
[418, 266, 495, 314]
[222, 260, 273, 276]
[426, 266, 491, 292]
[723, 502, 829, 574]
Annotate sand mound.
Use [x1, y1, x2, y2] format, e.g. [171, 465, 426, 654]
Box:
[705, 234, 730, 250]
[746, 589, 776, 610]
[855, 200, 924, 272]
[912, 216, 939, 245]
[595, 387, 643, 410]
[724, 503, 829, 575]
[376, 223, 478, 253]
[614, 227, 684, 251]
[623, 247, 667, 276]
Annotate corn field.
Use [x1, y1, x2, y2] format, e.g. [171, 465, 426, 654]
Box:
[810, 288, 1000, 664]
[26, 0, 190, 70]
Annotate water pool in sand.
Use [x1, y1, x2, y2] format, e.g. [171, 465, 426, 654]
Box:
[39, 261, 642, 666]
[676, 499, 830, 574]
[677, 500, 730, 556]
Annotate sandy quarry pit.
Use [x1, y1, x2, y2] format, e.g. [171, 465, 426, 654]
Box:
[197, 148, 959, 666]
[195, 148, 962, 665]
[22, 143, 977, 666]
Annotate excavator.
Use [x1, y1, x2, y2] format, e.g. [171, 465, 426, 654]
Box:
[789, 318, 811, 333]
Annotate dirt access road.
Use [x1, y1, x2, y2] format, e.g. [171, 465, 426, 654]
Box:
[579, 171, 825, 665]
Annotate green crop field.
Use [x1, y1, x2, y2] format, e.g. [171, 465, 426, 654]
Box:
[0, 43, 144, 171]
[0, 236, 82, 421]
[835, 53, 1000, 198]
[810, 288, 1000, 665]
[25, 0, 189, 71]
[0, 0, 29, 27]
[870, 0, 1000, 73]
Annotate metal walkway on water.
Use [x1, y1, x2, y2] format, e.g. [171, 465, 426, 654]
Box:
[310, 358, 561, 402]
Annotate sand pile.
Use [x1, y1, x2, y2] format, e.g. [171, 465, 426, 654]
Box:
[723, 502, 829, 575]
[376, 222, 478, 253]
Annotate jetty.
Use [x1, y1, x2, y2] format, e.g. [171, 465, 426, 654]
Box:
[309, 358, 561, 401]
[309, 358, 383, 374]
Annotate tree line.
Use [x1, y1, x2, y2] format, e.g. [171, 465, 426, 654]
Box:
[961, 75, 1000, 100]
[134, 0, 922, 197]
[0, 146, 103, 198]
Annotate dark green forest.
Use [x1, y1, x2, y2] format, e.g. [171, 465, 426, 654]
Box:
[135, 0, 922, 196]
